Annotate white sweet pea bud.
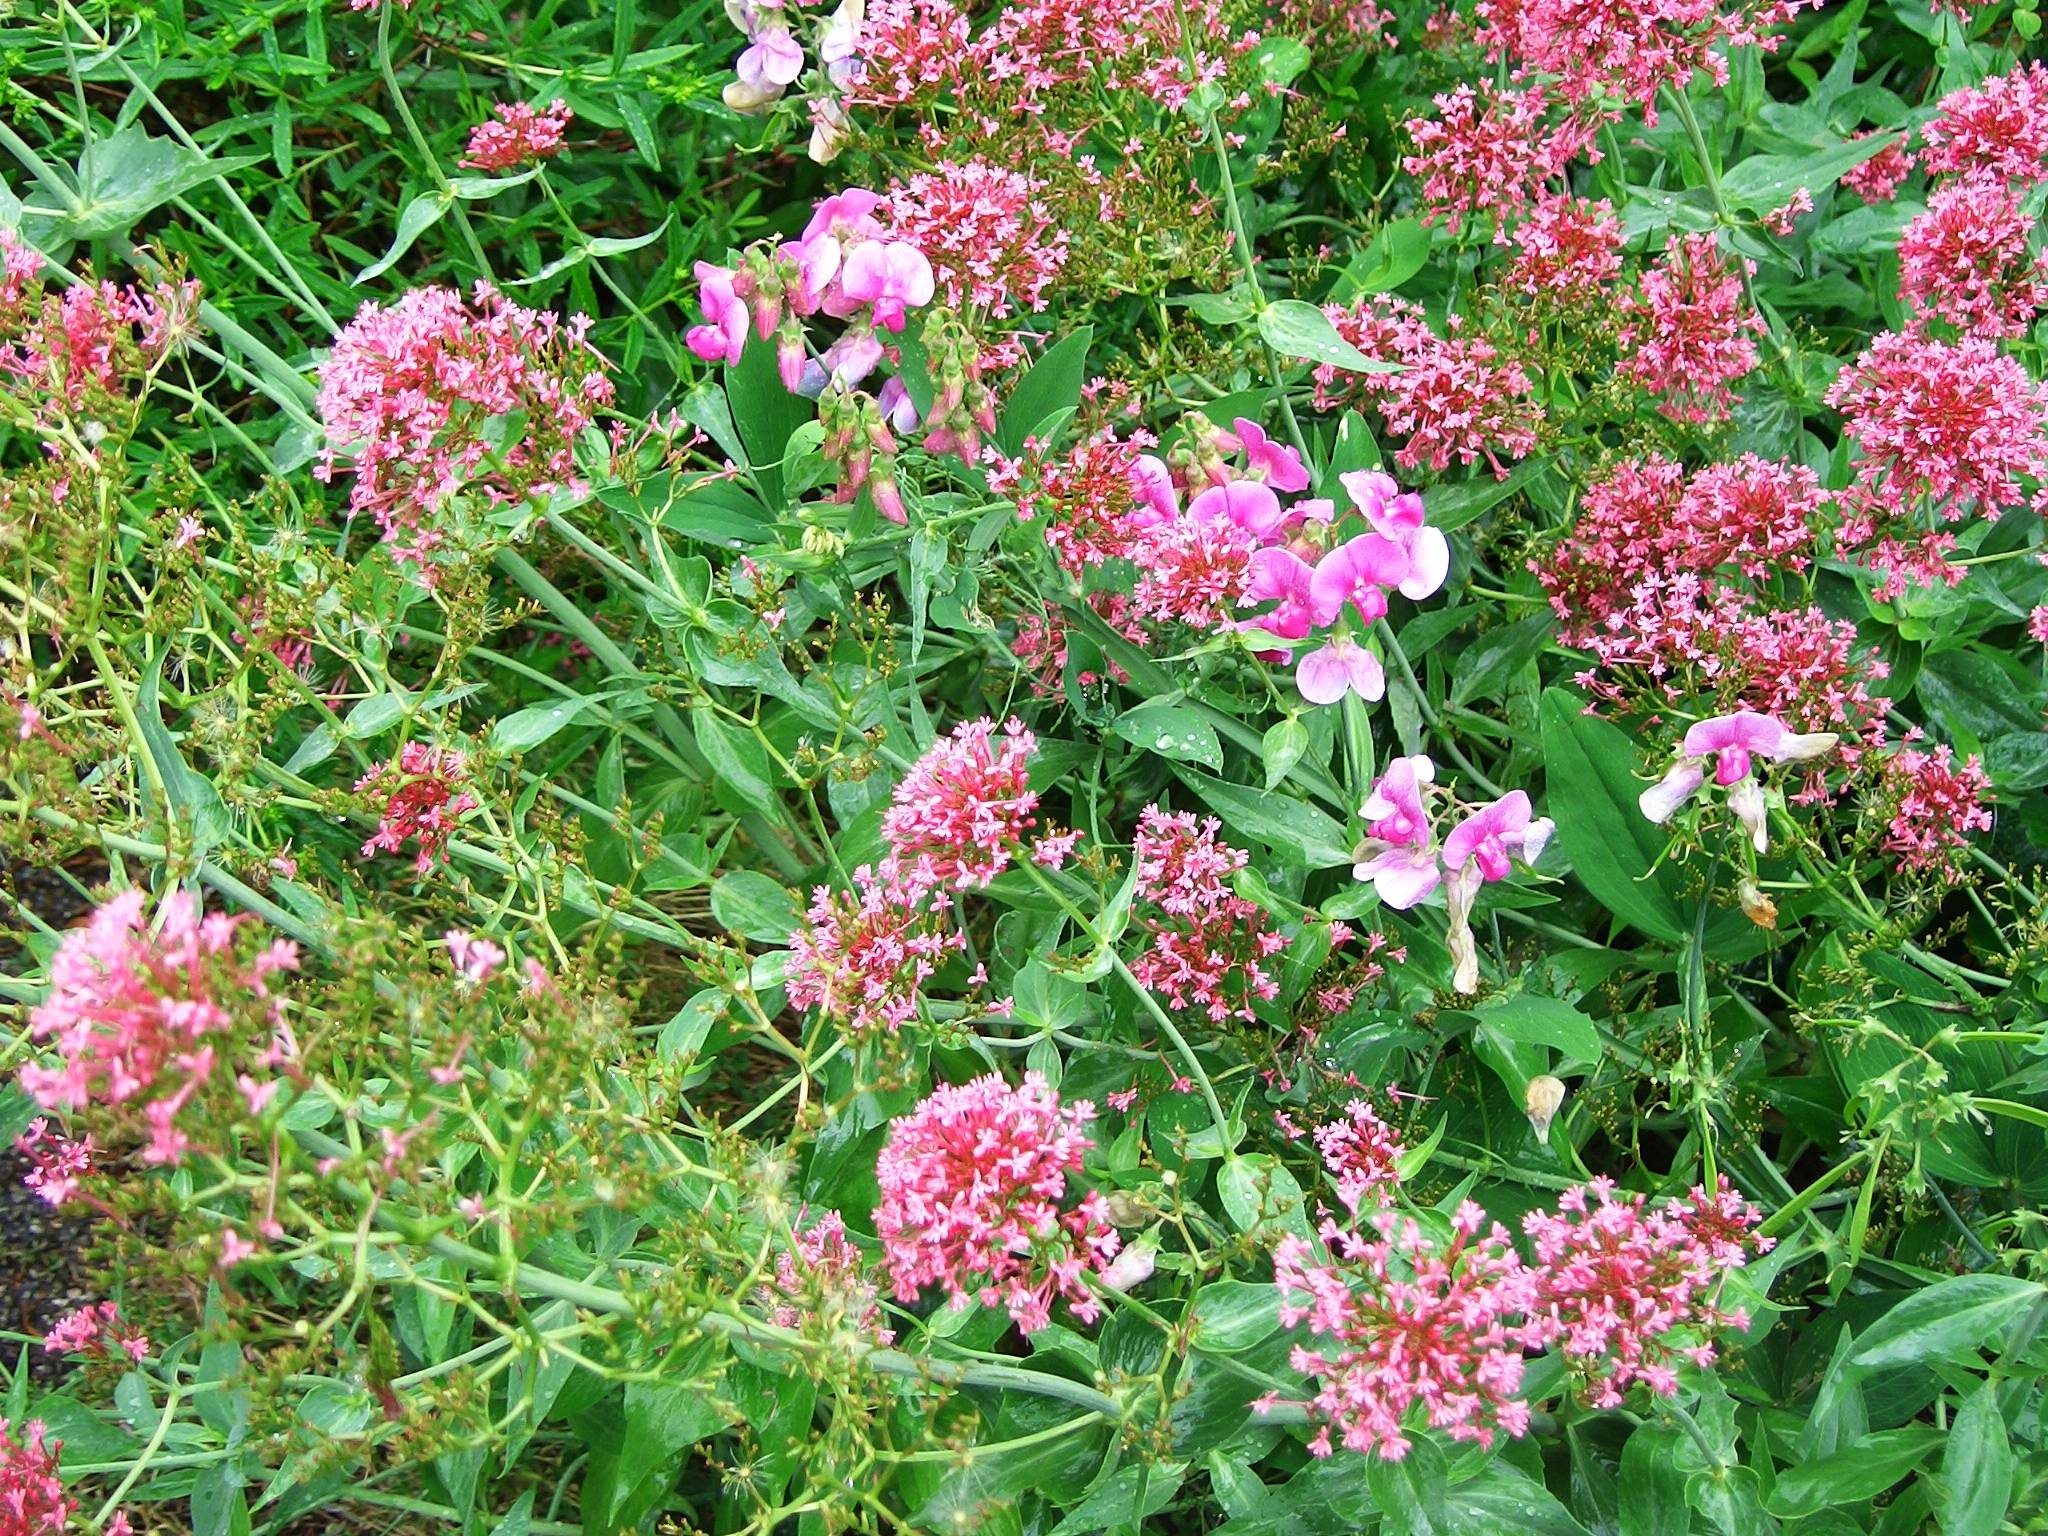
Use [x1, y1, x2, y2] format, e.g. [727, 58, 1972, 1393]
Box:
[1100, 1244, 1156, 1294]
[723, 78, 784, 113]
[1728, 776, 1769, 853]
[1524, 1074, 1567, 1146]
[1519, 816, 1555, 867]
[1776, 730, 1839, 763]
[1640, 759, 1706, 824]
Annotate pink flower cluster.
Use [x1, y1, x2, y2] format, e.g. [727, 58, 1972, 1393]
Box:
[1617, 234, 1761, 424]
[1898, 177, 2048, 339]
[0, 231, 198, 422]
[874, 1071, 1120, 1333]
[43, 1301, 149, 1363]
[1523, 1177, 1769, 1407]
[1842, 134, 1913, 202]
[763, 1210, 893, 1343]
[1351, 756, 1551, 992]
[0, 1418, 72, 1533]
[18, 891, 298, 1168]
[1312, 1097, 1406, 1215]
[1402, 83, 1595, 234]
[1537, 454, 1822, 641]
[357, 742, 480, 874]
[1270, 1202, 1538, 1460]
[1315, 297, 1542, 475]
[14, 1118, 94, 1208]
[1268, 1174, 1768, 1458]
[1871, 744, 1994, 875]
[886, 160, 1069, 318]
[315, 285, 613, 577]
[786, 861, 964, 1036]
[1919, 62, 2048, 187]
[459, 99, 572, 172]
[881, 716, 1067, 888]
[1475, 0, 1816, 122]
[1129, 807, 1289, 1023]
[1503, 194, 1625, 307]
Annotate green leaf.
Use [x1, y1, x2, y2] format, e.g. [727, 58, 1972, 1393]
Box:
[1471, 994, 1601, 1063]
[1337, 217, 1432, 298]
[1369, 1435, 1450, 1535]
[1619, 1425, 1689, 1536]
[611, 1380, 735, 1525]
[1168, 767, 1352, 869]
[1938, 1384, 2014, 1536]
[1538, 689, 1686, 942]
[1719, 135, 1897, 211]
[137, 658, 230, 856]
[57, 123, 263, 241]
[356, 191, 451, 282]
[1764, 1427, 1942, 1516]
[1217, 1154, 1309, 1238]
[710, 870, 799, 943]
[1113, 700, 1224, 770]
[1258, 299, 1401, 373]
[489, 695, 603, 752]
[999, 325, 1093, 454]
[1261, 716, 1309, 789]
[487, 1491, 535, 1536]
[1190, 1280, 1281, 1353]
[1845, 1275, 2046, 1375]
[692, 709, 776, 813]
[726, 340, 813, 507]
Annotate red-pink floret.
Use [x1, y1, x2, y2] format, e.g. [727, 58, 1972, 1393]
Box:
[460, 99, 572, 172]
[0, 1418, 73, 1534]
[356, 742, 480, 874]
[881, 717, 1050, 889]
[1920, 63, 2048, 187]
[1898, 177, 2048, 339]
[786, 860, 964, 1036]
[43, 1301, 149, 1363]
[1617, 234, 1761, 424]
[1129, 806, 1288, 1024]
[1872, 744, 1994, 875]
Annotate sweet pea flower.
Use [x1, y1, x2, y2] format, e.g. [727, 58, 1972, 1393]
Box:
[1639, 710, 1838, 852]
[1129, 454, 1180, 525]
[1353, 755, 1441, 908]
[840, 241, 935, 330]
[738, 27, 805, 91]
[1442, 791, 1553, 993]
[1229, 417, 1312, 492]
[1245, 548, 1321, 642]
[1340, 469, 1448, 601]
[1188, 479, 1287, 541]
[685, 263, 750, 365]
[878, 375, 921, 434]
[1297, 636, 1386, 706]
[1310, 533, 1411, 628]
[803, 187, 888, 246]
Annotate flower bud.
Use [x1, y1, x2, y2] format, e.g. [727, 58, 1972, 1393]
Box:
[1524, 1074, 1566, 1146]
[1100, 1244, 1156, 1293]
[1737, 877, 1777, 929]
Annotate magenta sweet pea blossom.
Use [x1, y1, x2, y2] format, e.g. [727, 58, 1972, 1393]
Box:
[1189, 478, 1289, 541]
[1227, 417, 1313, 492]
[685, 262, 750, 365]
[1310, 532, 1411, 628]
[840, 240, 936, 330]
[1245, 547, 1322, 643]
[1297, 636, 1386, 705]
[1639, 710, 1838, 851]
[1341, 469, 1449, 601]
[1353, 754, 1442, 908]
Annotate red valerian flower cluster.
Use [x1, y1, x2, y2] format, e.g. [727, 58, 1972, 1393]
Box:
[315, 285, 613, 578]
[18, 891, 299, 1169]
[357, 742, 482, 874]
[0, 1418, 73, 1533]
[459, 99, 572, 172]
[1129, 806, 1289, 1024]
[0, 230, 199, 422]
[874, 1070, 1120, 1333]
[786, 861, 964, 1037]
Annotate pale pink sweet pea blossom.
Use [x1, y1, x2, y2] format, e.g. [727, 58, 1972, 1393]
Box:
[1129, 454, 1180, 525]
[1297, 636, 1386, 705]
[1442, 792, 1553, 993]
[1188, 478, 1288, 541]
[839, 241, 935, 330]
[1639, 710, 1838, 851]
[1353, 755, 1442, 909]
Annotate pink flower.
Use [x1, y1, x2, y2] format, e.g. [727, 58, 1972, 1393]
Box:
[1269, 1203, 1538, 1460]
[18, 892, 298, 1168]
[761, 1210, 893, 1343]
[445, 928, 506, 983]
[838, 241, 936, 330]
[459, 99, 572, 172]
[1297, 636, 1386, 706]
[1504, 193, 1624, 306]
[1129, 807, 1288, 1022]
[1442, 792, 1552, 992]
[685, 263, 752, 365]
[1760, 186, 1812, 236]
[14, 1119, 94, 1207]
[1403, 81, 1594, 232]
[1523, 1177, 1768, 1408]
[1920, 62, 2048, 187]
[1339, 471, 1446, 600]
[1842, 134, 1914, 202]
[1310, 533, 1410, 628]
[874, 1071, 1119, 1333]
[1898, 177, 2048, 339]
[0, 1418, 74, 1532]
[1639, 710, 1836, 849]
[787, 860, 964, 1035]
[43, 1301, 149, 1362]
[1188, 478, 1288, 541]
[1353, 755, 1442, 909]
[1314, 1098, 1407, 1214]
[886, 160, 1069, 316]
[1871, 744, 1993, 875]
[1244, 547, 1323, 643]
[882, 718, 1048, 888]
[357, 743, 479, 874]
[1225, 417, 1312, 492]
[1618, 234, 1761, 424]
